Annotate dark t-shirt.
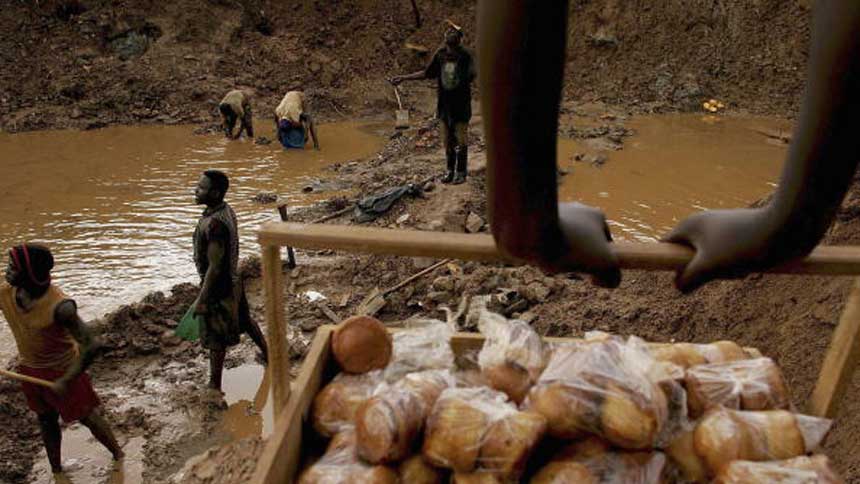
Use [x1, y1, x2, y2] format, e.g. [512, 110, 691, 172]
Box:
[425, 46, 476, 125]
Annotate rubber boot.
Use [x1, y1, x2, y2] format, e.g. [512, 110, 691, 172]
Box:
[441, 149, 456, 184]
[452, 147, 468, 185]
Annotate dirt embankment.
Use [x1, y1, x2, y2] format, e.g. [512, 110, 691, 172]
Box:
[1, 0, 813, 133]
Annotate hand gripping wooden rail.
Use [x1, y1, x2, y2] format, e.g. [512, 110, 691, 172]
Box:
[254, 222, 860, 483]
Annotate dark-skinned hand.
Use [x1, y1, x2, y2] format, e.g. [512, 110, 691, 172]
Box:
[663, 207, 792, 293]
[532, 202, 621, 288]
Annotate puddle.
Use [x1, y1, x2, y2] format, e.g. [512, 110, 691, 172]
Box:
[558, 114, 791, 241]
[0, 121, 384, 361]
[29, 433, 144, 484]
[221, 363, 274, 440]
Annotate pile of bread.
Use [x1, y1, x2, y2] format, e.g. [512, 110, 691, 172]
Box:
[298, 313, 842, 483]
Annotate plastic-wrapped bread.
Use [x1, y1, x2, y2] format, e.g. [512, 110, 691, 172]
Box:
[649, 341, 748, 369]
[478, 410, 547, 480]
[530, 437, 668, 484]
[667, 407, 833, 479]
[312, 370, 383, 437]
[523, 334, 680, 449]
[476, 306, 548, 403]
[399, 455, 446, 484]
[331, 316, 393, 374]
[383, 320, 456, 382]
[356, 370, 454, 464]
[423, 387, 543, 474]
[684, 357, 791, 417]
[714, 455, 844, 484]
[297, 428, 399, 484]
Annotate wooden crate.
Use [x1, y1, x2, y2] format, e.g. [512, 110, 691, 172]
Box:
[253, 223, 860, 483]
[252, 324, 767, 484]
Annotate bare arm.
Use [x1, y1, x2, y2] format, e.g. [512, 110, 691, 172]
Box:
[665, 1, 860, 291]
[477, 0, 619, 287]
[304, 114, 320, 150]
[392, 50, 439, 85]
[53, 300, 98, 394]
[194, 239, 224, 315]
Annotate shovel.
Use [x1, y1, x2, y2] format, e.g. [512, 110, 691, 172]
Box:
[393, 86, 410, 130]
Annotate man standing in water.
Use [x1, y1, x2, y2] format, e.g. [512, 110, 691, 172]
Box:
[193, 170, 269, 392]
[0, 244, 124, 475]
[274, 90, 320, 150]
[392, 20, 476, 185]
[219, 89, 254, 140]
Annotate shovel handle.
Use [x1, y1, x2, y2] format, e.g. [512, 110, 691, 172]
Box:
[0, 368, 54, 389]
[393, 86, 404, 110]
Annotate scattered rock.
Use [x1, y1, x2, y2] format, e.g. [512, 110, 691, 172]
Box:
[522, 282, 552, 303]
[251, 192, 278, 204]
[465, 212, 484, 233]
[396, 213, 410, 224]
[432, 276, 456, 292]
[160, 331, 182, 347]
[423, 181, 435, 192]
[427, 220, 444, 231]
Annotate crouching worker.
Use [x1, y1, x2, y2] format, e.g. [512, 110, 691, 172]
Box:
[0, 244, 124, 476]
[274, 90, 320, 150]
[219, 89, 254, 139]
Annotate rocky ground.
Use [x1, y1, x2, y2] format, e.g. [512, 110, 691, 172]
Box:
[5, 0, 857, 483]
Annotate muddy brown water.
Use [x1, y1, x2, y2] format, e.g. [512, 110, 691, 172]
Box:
[0, 122, 385, 363]
[558, 113, 791, 241]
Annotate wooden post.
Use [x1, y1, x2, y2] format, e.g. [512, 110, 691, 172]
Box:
[808, 277, 860, 418]
[276, 204, 297, 269]
[263, 244, 290, 414]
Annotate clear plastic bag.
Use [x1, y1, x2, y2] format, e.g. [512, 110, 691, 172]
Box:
[383, 319, 456, 382]
[356, 370, 455, 464]
[649, 341, 749, 369]
[524, 334, 684, 449]
[476, 305, 548, 404]
[297, 427, 399, 484]
[684, 357, 791, 417]
[530, 437, 668, 484]
[398, 454, 447, 484]
[422, 387, 547, 479]
[714, 455, 844, 483]
[311, 370, 384, 437]
[667, 407, 833, 481]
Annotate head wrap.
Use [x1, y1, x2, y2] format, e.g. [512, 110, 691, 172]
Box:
[9, 244, 53, 287]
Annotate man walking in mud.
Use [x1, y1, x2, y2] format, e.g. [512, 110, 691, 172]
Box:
[392, 20, 476, 185]
[1, 244, 124, 476]
[193, 169, 269, 392]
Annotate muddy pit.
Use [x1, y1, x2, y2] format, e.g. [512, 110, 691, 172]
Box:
[0, 111, 801, 484]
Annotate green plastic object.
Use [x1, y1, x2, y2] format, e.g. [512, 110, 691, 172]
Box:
[175, 306, 201, 341]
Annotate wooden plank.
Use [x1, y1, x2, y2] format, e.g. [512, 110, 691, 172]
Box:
[259, 223, 860, 275]
[263, 245, 290, 414]
[808, 277, 860, 418]
[251, 326, 334, 484]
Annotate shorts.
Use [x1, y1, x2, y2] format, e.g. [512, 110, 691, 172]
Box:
[18, 366, 101, 423]
[200, 290, 254, 351]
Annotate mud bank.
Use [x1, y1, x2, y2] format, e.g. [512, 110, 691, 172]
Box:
[0, 0, 813, 133]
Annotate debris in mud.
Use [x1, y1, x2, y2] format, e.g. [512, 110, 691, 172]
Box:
[175, 437, 263, 484]
[353, 183, 422, 223]
[573, 153, 608, 167]
[251, 192, 278, 204]
[254, 136, 272, 145]
[465, 212, 484, 233]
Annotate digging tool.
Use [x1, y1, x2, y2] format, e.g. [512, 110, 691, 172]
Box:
[393, 86, 410, 130]
[0, 368, 54, 389]
[277, 204, 297, 269]
[357, 258, 452, 316]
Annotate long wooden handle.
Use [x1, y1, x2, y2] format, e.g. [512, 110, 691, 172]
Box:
[0, 368, 54, 388]
[393, 86, 404, 110]
[258, 223, 860, 275]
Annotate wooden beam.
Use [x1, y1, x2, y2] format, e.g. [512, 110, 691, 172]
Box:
[258, 223, 860, 275]
[251, 326, 334, 484]
[808, 277, 860, 418]
[262, 244, 290, 415]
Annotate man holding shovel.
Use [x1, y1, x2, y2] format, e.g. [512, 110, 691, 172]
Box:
[0, 244, 123, 475]
[392, 20, 476, 185]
